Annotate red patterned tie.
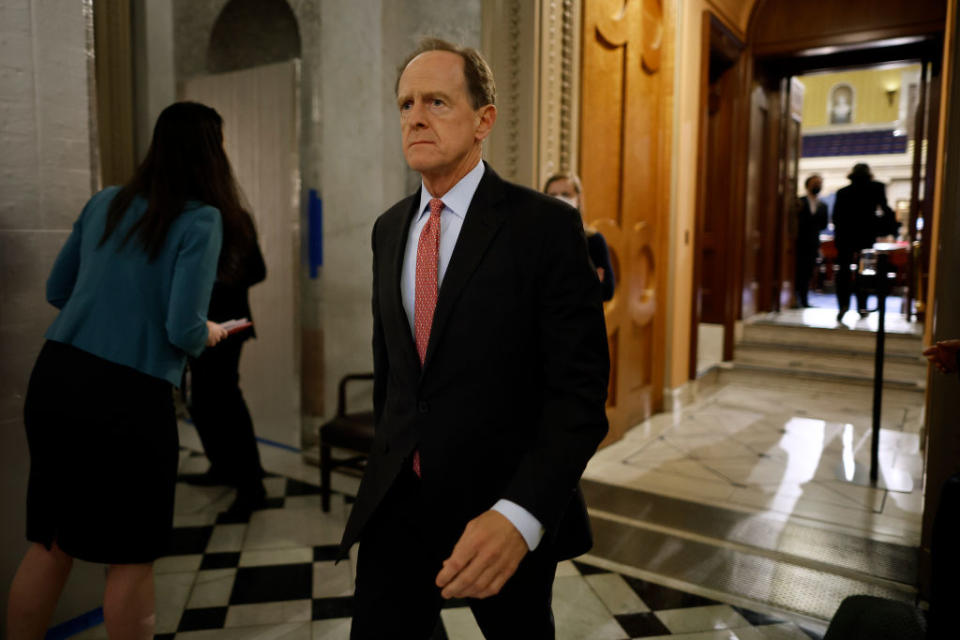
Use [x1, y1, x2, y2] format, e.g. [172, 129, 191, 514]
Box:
[412, 198, 443, 476]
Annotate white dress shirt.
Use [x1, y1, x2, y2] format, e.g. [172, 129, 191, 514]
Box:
[400, 159, 545, 551]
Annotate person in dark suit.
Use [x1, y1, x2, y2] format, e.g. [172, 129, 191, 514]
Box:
[184, 210, 268, 520]
[794, 174, 828, 308]
[342, 38, 610, 638]
[832, 163, 895, 321]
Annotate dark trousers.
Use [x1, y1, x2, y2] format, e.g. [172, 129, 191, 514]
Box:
[351, 467, 557, 639]
[836, 250, 868, 313]
[188, 338, 264, 493]
[794, 249, 817, 307]
[929, 473, 960, 638]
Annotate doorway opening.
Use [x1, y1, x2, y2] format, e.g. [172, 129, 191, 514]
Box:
[760, 58, 936, 336]
[692, 32, 942, 379]
[741, 34, 942, 338]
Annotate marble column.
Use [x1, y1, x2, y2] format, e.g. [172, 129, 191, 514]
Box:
[0, 0, 104, 627]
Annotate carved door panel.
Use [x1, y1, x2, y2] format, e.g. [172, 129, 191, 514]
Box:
[581, 0, 667, 444]
[699, 67, 738, 325]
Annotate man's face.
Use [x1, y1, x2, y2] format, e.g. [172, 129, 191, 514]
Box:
[396, 51, 493, 180]
[808, 177, 823, 194]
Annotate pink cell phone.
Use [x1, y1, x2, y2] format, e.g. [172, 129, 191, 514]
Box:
[221, 318, 253, 335]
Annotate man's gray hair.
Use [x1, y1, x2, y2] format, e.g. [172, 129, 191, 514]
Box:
[396, 37, 496, 109]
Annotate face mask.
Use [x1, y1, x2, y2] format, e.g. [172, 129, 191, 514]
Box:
[810, 185, 822, 196]
[553, 194, 579, 209]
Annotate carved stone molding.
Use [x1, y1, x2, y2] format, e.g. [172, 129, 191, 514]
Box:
[537, 0, 581, 187]
[482, 0, 540, 188]
[506, 0, 522, 179]
[482, 0, 581, 189]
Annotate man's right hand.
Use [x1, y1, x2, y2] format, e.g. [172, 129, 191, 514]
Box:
[206, 321, 228, 347]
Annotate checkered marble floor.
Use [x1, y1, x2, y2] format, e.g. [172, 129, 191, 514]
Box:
[69, 447, 823, 639]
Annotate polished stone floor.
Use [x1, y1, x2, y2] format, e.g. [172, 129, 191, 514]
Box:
[60, 361, 927, 638]
[584, 376, 924, 547]
[749, 305, 922, 336]
[61, 436, 821, 639]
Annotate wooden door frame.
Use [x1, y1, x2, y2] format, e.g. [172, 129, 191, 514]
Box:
[689, 12, 712, 380]
[689, 11, 747, 378]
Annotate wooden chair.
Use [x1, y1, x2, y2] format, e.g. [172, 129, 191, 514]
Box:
[318, 373, 374, 512]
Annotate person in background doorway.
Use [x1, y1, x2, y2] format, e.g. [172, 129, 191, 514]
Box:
[831, 163, 895, 321]
[6, 102, 234, 640]
[794, 174, 828, 308]
[183, 206, 268, 521]
[544, 172, 616, 302]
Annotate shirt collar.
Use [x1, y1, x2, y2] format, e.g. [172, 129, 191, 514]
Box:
[416, 159, 485, 221]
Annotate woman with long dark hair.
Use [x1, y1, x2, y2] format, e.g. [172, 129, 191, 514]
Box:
[5, 102, 244, 640]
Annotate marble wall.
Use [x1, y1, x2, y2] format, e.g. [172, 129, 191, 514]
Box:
[0, 0, 105, 627]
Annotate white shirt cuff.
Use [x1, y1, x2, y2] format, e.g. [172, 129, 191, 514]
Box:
[491, 499, 545, 551]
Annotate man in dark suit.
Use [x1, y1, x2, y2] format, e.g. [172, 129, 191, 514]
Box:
[832, 163, 896, 321]
[340, 38, 610, 638]
[794, 174, 828, 308]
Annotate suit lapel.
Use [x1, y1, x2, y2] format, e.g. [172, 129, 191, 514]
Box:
[387, 196, 422, 375]
[420, 165, 508, 376]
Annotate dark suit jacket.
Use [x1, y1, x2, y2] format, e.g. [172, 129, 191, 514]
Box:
[795, 196, 828, 257]
[339, 164, 610, 560]
[208, 219, 266, 342]
[833, 180, 894, 255]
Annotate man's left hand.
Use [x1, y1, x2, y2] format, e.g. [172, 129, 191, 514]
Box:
[435, 510, 529, 600]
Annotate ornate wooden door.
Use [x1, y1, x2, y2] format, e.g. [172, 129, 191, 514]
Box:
[581, 0, 668, 444]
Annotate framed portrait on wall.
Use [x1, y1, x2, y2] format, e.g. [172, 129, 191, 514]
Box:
[829, 84, 854, 125]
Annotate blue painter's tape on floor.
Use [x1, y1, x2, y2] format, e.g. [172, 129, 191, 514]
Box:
[256, 436, 302, 453]
[45, 607, 103, 639]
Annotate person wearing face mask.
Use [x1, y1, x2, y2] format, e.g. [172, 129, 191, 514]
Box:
[544, 173, 615, 302]
[794, 174, 828, 308]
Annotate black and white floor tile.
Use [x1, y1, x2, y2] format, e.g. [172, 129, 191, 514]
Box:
[68, 446, 823, 639]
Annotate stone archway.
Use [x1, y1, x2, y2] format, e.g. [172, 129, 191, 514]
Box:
[207, 0, 301, 73]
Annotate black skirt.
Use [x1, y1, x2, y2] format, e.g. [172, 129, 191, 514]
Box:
[23, 340, 179, 564]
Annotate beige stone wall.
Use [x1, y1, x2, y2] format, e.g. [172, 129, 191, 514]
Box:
[0, 0, 104, 626]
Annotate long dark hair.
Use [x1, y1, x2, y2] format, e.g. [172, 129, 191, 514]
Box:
[100, 101, 256, 283]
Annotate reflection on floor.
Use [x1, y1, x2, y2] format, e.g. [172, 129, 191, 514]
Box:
[64, 437, 821, 639]
[587, 377, 924, 541]
[583, 367, 925, 628]
[805, 291, 904, 316]
[749, 305, 921, 335]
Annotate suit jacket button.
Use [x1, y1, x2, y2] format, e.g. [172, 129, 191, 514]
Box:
[418, 400, 429, 413]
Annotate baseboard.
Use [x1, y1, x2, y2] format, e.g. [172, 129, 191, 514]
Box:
[663, 364, 727, 412]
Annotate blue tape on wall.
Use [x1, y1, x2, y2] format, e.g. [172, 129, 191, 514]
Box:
[309, 189, 323, 278]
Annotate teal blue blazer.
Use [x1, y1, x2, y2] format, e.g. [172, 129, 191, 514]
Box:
[45, 186, 223, 386]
